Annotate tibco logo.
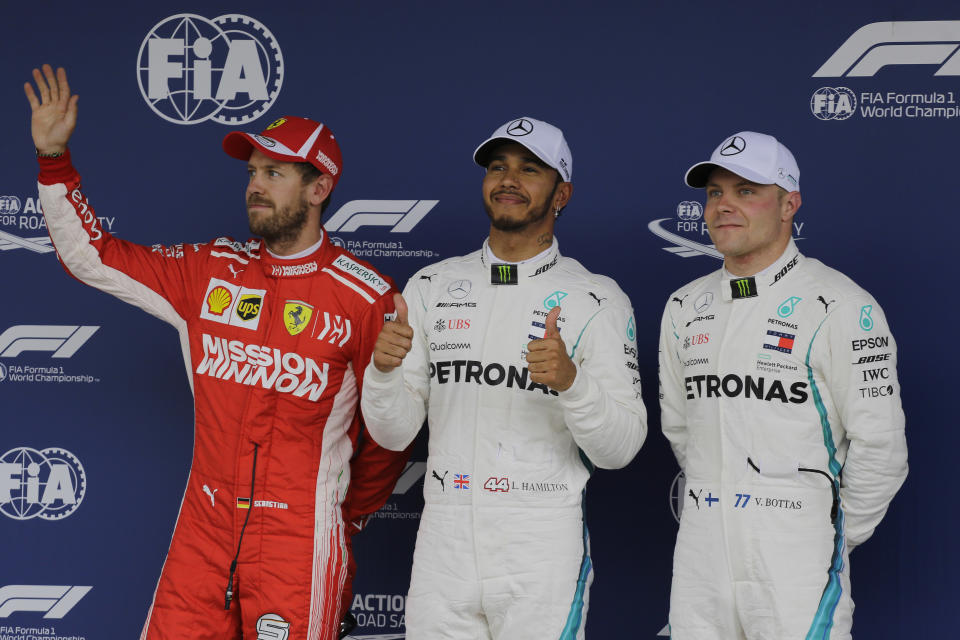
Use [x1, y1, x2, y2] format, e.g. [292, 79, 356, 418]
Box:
[0, 585, 91, 618]
[137, 14, 283, 125]
[0, 447, 86, 521]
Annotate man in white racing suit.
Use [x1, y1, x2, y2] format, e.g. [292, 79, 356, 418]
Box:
[361, 117, 647, 639]
[659, 131, 908, 639]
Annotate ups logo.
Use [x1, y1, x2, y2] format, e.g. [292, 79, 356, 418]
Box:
[236, 295, 262, 321]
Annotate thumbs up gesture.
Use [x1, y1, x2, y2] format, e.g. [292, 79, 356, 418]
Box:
[373, 293, 414, 373]
[526, 306, 576, 391]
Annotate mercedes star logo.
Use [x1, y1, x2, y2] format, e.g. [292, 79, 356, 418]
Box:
[506, 118, 533, 136]
[447, 280, 472, 299]
[719, 135, 746, 156]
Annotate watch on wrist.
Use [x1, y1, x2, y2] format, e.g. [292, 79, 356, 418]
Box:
[36, 148, 65, 158]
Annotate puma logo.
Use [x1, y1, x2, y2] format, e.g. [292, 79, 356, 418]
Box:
[432, 470, 448, 492]
[202, 484, 218, 507]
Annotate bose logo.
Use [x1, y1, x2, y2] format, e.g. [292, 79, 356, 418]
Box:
[815, 21, 960, 77]
[0, 326, 99, 358]
[0, 585, 91, 618]
[324, 200, 438, 233]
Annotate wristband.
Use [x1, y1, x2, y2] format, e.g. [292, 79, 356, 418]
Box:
[36, 148, 65, 158]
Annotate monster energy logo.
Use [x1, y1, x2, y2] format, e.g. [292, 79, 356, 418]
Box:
[490, 263, 518, 285]
[730, 277, 758, 299]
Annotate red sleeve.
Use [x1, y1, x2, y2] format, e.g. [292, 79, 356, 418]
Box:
[38, 150, 201, 324]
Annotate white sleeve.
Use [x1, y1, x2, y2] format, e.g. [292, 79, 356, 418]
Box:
[823, 296, 908, 548]
[658, 298, 688, 470]
[558, 302, 647, 469]
[360, 276, 431, 451]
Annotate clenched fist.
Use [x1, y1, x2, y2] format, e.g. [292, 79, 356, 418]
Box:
[526, 306, 576, 391]
[373, 293, 414, 373]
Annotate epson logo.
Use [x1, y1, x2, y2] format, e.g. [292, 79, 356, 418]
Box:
[0, 325, 99, 359]
[196, 334, 329, 401]
[684, 374, 809, 404]
[852, 336, 889, 351]
[324, 200, 438, 233]
[429, 360, 558, 396]
[137, 14, 283, 125]
[814, 21, 960, 78]
[0, 585, 91, 618]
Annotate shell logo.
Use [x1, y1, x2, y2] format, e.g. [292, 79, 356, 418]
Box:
[207, 286, 233, 315]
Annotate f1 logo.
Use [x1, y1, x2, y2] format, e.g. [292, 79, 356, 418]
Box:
[814, 21, 960, 77]
[0, 326, 99, 358]
[0, 585, 91, 618]
[323, 200, 438, 233]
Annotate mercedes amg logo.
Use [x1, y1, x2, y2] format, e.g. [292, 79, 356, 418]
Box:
[719, 135, 746, 156]
[447, 279, 472, 299]
[506, 118, 533, 136]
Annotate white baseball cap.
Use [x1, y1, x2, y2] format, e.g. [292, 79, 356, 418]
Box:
[685, 131, 799, 192]
[473, 117, 573, 182]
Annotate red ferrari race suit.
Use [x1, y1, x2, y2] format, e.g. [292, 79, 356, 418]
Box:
[36, 151, 410, 640]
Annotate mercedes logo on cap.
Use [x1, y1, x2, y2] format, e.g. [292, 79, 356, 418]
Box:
[447, 280, 472, 299]
[506, 118, 533, 136]
[720, 136, 746, 156]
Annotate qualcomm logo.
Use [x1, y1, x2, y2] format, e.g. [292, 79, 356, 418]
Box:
[0, 326, 99, 358]
[814, 20, 960, 77]
[0, 585, 91, 618]
[324, 200, 438, 234]
[0, 447, 87, 521]
[137, 14, 283, 125]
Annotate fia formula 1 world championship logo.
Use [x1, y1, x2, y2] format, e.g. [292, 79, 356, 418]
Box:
[137, 14, 283, 125]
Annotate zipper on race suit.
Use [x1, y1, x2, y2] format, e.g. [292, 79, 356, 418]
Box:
[746, 457, 839, 524]
[225, 442, 258, 609]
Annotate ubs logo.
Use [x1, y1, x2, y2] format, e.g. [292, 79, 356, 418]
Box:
[137, 14, 283, 125]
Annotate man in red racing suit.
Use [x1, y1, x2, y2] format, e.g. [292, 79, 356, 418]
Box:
[26, 64, 409, 640]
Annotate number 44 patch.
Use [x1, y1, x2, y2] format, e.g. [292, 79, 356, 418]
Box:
[484, 477, 510, 492]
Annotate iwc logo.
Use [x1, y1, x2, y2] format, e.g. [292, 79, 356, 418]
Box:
[137, 14, 284, 125]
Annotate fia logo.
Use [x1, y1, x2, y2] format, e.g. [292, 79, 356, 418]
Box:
[137, 14, 283, 125]
[811, 87, 857, 120]
[0, 447, 86, 520]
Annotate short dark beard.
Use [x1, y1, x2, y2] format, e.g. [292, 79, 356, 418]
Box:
[484, 181, 558, 232]
[248, 196, 309, 244]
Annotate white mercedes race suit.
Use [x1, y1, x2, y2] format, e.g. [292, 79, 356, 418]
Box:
[362, 238, 647, 639]
[659, 239, 908, 640]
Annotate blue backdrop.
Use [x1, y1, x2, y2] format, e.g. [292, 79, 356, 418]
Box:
[1, 1, 956, 637]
